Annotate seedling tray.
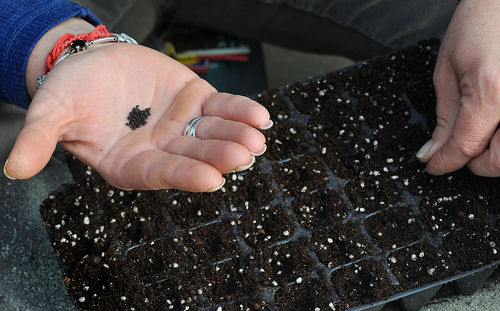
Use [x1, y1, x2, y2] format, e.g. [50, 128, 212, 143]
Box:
[40, 39, 499, 311]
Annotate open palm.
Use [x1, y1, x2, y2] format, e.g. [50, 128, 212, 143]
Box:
[6, 44, 270, 191]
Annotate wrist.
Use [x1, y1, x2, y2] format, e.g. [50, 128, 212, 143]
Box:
[26, 17, 95, 98]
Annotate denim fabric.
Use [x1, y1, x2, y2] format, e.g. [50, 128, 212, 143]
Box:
[267, 0, 456, 49]
[72, 0, 178, 42]
[169, 0, 456, 58]
[0, 0, 100, 108]
[73, 0, 456, 58]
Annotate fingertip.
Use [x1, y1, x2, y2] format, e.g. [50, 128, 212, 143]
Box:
[245, 100, 271, 129]
[251, 144, 267, 157]
[235, 155, 255, 172]
[416, 139, 434, 162]
[3, 158, 16, 180]
[176, 161, 224, 192]
[258, 119, 273, 130]
[206, 177, 226, 192]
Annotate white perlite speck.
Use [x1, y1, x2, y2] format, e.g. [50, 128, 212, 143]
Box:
[79, 297, 85, 302]
[296, 277, 303, 284]
[83, 216, 90, 225]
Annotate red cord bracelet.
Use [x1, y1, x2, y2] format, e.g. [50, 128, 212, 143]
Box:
[45, 25, 113, 74]
[36, 26, 137, 89]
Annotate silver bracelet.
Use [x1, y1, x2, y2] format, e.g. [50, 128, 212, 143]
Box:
[36, 33, 138, 89]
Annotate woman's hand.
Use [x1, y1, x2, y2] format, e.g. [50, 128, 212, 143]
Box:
[416, 0, 500, 177]
[5, 20, 270, 192]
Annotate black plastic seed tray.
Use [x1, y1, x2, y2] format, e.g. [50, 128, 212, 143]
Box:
[40, 39, 499, 311]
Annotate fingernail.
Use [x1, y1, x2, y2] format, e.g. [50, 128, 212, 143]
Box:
[3, 158, 16, 180]
[258, 120, 273, 130]
[416, 139, 434, 161]
[251, 144, 267, 157]
[207, 178, 226, 192]
[235, 156, 256, 172]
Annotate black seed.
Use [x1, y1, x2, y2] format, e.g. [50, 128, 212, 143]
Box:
[126, 105, 151, 130]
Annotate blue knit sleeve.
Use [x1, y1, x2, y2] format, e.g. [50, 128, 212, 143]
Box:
[0, 0, 101, 109]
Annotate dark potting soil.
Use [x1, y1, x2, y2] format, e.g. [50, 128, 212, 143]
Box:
[291, 186, 351, 230]
[310, 224, 371, 268]
[330, 260, 394, 310]
[252, 240, 317, 286]
[388, 240, 450, 290]
[41, 39, 500, 311]
[237, 205, 295, 249]
[273, 278, 334, 311]
[364, 207, 422, 252]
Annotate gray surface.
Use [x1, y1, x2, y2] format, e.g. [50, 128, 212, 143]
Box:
[263, 43, 354, 89]
[0, 103, 74, 311]
[0, 159, 74, 311]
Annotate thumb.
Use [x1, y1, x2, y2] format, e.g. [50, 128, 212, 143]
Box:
[4, 120, 59, 180]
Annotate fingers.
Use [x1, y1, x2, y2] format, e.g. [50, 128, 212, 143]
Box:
[468, 128, 500, 176]
[4, 121, 59, 179]
[164, 136, 255, 173]
[426, 96, 498, 174]
[118, 150, 225, 192]
[425, 66, 500, 175]
[152, 78, 217, 141]
[416, 59, 461, 163]
[202, 92, 271, 129]
[192, 116, 266, 154]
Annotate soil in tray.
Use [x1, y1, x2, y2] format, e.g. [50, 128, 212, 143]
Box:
[284, 75, 344, 116]
[167, 191, 224, 228]
[41, 39, 500, 310]
[344, 173, 401, 213]
[135, 270, 210, 310]
[365, 207, 422, 251]
[182, 220, 240, 267]
[199, 258, 259, 304]
[388, 241, 451, 290]
[264, 121, 312, 161]
[221, 167, 276, 212]
[252, 240, 317, 287]
[310, 224, 371, 268]
[330, 260, 395, 310]
[237, 205, 295, 248]
[274, 153, 330, 197]
[255, 88, 290, 120]
[273, 277, 334, 311]
[290, 186, 351, 230]
[419, 182, 491, 233]
[441, 223, 500, 273]
[125, 236, 185, 284]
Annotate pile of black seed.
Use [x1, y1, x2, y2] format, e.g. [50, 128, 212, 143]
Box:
[126, 105, 151, 130]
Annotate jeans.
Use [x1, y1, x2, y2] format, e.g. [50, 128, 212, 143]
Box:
[73, 0, 456, 60]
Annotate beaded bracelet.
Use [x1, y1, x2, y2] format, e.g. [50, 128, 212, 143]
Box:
[36, 25, 137, 89]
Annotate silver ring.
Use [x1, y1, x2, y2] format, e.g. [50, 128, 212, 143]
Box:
[184, 116, 209, 137]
